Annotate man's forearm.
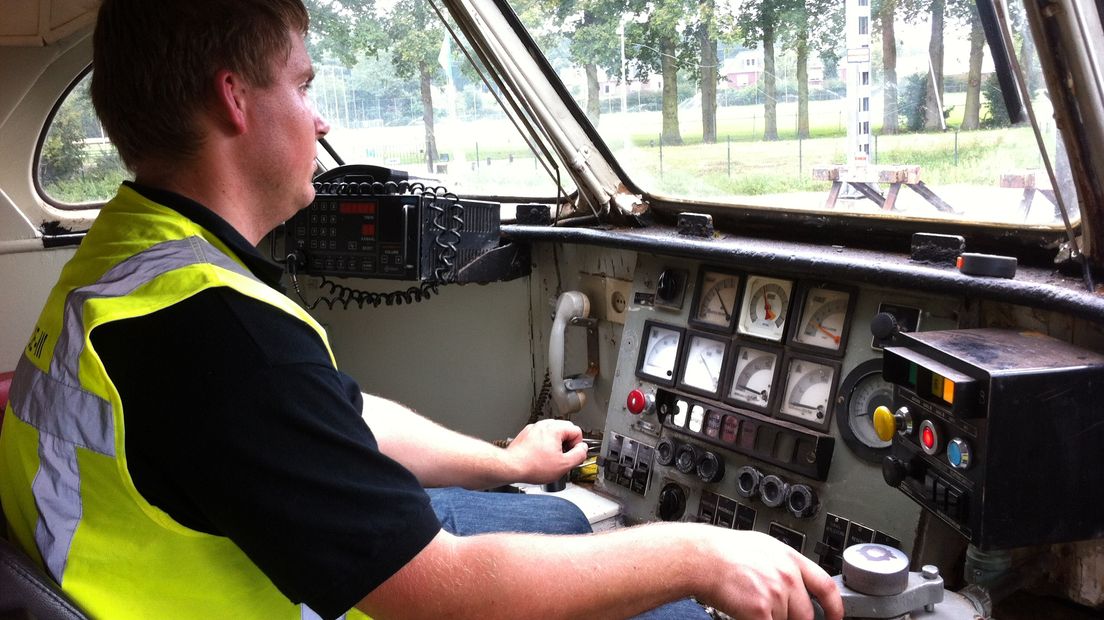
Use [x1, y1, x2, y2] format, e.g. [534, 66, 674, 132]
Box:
[358, 522, 842, 620]
[360, 392, 519, 489]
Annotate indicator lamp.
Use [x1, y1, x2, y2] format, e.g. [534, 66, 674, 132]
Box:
[929, 373, 956, 404]
[919, 419, 940, 455]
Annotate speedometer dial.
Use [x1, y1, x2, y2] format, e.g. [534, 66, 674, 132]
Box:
[737, 276, 793, 341]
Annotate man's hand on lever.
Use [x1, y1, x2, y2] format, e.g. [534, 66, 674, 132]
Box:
[503, 418, 588, 485]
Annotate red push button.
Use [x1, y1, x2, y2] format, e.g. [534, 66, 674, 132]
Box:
[626, 389, 652, 415]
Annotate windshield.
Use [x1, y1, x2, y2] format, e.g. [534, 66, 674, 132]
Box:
[514, 0, 1074, 226]
[304, 0, 578, 200]
[38, 0, 1074, 232]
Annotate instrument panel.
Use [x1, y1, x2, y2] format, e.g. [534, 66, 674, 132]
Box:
[598, 255, 960, 573]
[638, 270, 856, 435]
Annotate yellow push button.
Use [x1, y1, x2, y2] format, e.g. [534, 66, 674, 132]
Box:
[874, 405, 897, 442]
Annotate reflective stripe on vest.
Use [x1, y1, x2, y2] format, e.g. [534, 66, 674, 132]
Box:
[8, 236, 254, 582]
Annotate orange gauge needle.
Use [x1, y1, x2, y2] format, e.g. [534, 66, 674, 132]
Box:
[816, 322, 841, 344]
[764, 298, 776, 321]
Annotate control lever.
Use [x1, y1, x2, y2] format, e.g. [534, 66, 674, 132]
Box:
[548, 291, 597, 415]
[835, 543, 988, 619]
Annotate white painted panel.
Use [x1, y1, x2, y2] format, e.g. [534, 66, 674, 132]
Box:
[311, 277, 535, 441]
[0, 247, 74, 370]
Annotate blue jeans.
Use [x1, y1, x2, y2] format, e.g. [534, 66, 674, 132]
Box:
[427, 487, 711, 620]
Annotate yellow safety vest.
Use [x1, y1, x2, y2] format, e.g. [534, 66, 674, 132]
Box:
[0, 185, 368, 619]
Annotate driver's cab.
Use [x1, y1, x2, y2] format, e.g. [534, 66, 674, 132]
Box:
[3, 0, 1104, 618]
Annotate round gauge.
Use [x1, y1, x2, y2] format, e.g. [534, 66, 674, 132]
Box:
[738, 276, 793, 341]
[835, 359, 895, 464]
[639, 324, 682, 381]
[680, 335, 727, 394]
[726, 346, 779, 408]
[693, 270, 741, 330]
[795, 287, 851, 351]
[779, 358, 836, 427]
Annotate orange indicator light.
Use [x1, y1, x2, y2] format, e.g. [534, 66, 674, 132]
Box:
[943, 379, 955, 404]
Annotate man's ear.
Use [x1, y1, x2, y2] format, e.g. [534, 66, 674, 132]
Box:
[213, 69, 248, 135]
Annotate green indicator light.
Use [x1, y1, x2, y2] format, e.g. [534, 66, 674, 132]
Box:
[908, 362, 917, 386]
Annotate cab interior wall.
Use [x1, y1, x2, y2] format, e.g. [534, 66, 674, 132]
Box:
[0, 35, 92, 373]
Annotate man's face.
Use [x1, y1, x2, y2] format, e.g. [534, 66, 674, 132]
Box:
[244, 31, 330, 225]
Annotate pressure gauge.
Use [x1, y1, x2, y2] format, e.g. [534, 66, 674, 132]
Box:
[724, 345, 781, 412]
[793, 286, 854, 353]
[678, 333, 728, 396]
[690, 268, 741, 332]
[737, 276, 793, 341]
[636, 322, 684, 385]
[778, 356, 838, 431]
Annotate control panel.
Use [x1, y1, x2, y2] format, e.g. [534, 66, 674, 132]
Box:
[877, 328, 1104, 550]
[598, 255, 941, 573]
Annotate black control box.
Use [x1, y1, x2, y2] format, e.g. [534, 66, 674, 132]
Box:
[286, 189, 500, 281]
[881, 328, 1104, 550]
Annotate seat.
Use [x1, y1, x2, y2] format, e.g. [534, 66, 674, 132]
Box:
[0, 370, 91, 620]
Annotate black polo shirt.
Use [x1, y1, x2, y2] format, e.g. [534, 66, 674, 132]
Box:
[90, 181, 440, 619]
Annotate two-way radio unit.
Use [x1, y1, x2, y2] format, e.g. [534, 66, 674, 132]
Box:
[286, 178, 500, 283]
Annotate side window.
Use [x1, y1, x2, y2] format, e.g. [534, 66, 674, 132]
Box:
[36, 71, 130, 206]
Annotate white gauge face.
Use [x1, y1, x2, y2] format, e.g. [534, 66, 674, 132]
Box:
[640, 325, 682, 381]
[848, 374, 894, 450]
[780, 358, 836, 426]
[693, 270, 741, 329]
[680, 335, 727, 394]
[795, 288, 851, 351]
[727, 346, 779, 408]
[738, 276, 793, 341]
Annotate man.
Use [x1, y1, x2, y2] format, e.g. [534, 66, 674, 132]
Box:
[0, 1, 842, 618]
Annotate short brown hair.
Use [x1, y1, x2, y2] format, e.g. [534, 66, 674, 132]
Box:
[91, 0, 310, 169]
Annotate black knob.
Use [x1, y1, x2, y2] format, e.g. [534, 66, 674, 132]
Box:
[655, 437, 679, 467]
[696, 451, 726, 483]
[657, 270, 679, 302]
[657, 483, 687, 521]
[760, 474, 789, 508]
[882, 456, 910, 487]
[735, 466, 762, 498]
[870, 312, 900, 341]
[674, 443, 701, 475]
[787, 484, 819, 519]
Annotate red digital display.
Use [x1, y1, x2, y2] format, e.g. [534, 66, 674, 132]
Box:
[361, 223, 376, 237]
[340, 201, 377, 215]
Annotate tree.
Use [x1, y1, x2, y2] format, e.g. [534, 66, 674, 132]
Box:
[696, 0, 720, 143]
[956, 0, 985, 130]
[626, 0, 699, 146]
[729, 0, 788, 141]
[923, 0, 946, 130]
[382, 0, 446, 170]
[874, 0, 900, 134]
[784, 0, 842, 139]
[549, 0, 625, 124]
